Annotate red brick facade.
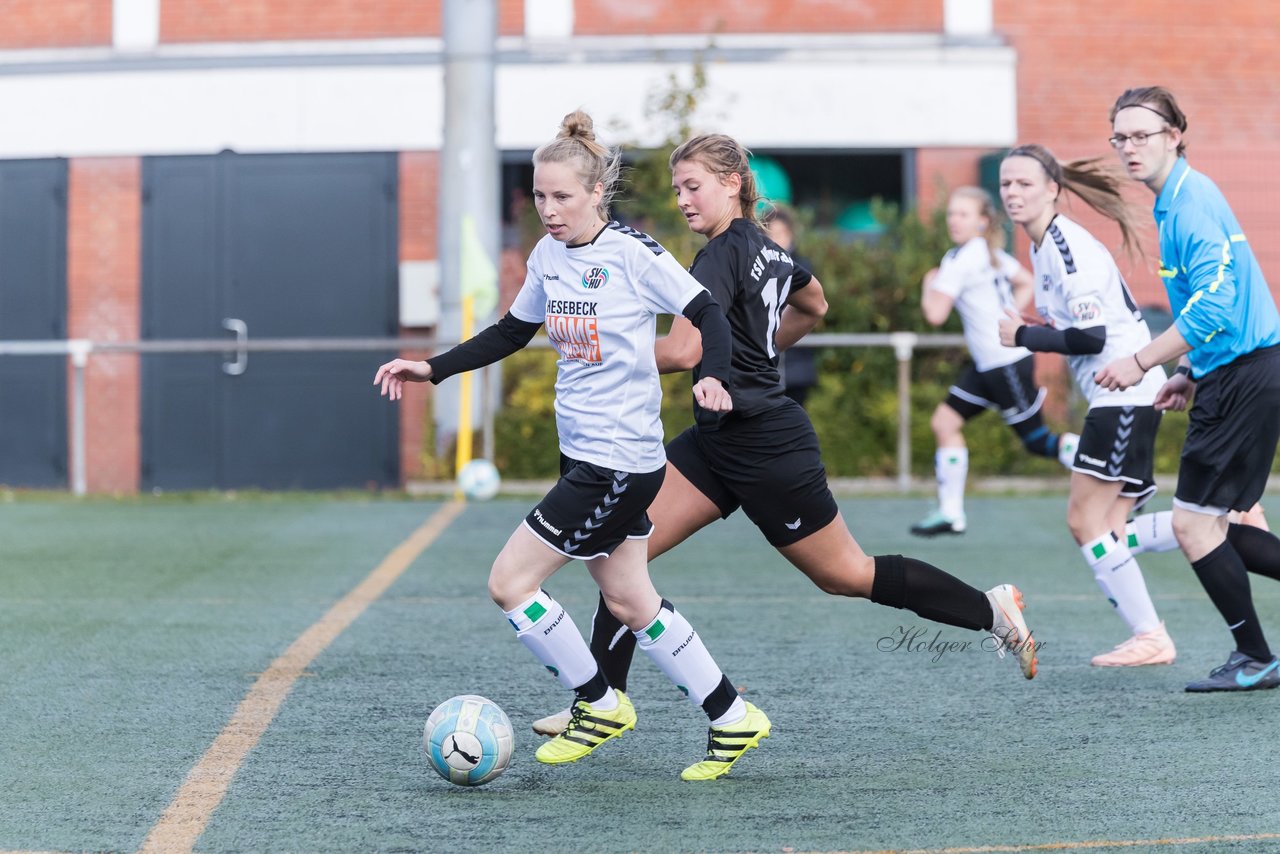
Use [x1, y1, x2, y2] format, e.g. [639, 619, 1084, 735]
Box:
[0, 0, 111, 48]
[158, 0, 526, 42]
[995, 0, 1280, 306]
[573, 0, 940, 35]
[397, 151, 441, 481]
[67, 158, 141, 494]
[915, 148, 994, 222]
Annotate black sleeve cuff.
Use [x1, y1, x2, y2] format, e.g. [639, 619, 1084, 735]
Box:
[681, 290, 733, 384]
[427, 312, 542, 383]
[1016, 323, 1106, 355]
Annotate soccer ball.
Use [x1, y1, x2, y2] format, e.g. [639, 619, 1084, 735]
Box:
[457, 458, 501, 501]
[422, 694, 514, 786]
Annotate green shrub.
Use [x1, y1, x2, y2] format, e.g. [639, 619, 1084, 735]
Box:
[479, 68, 1248, 481]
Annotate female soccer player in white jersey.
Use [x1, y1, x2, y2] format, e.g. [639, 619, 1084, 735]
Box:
[912, 186, 1078, 537]
[374, 112, 770, 780]
[996, 143, 1176, 667]
[532, 134, 1041, 742]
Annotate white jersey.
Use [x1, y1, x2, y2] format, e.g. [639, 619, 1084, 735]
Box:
[509, 223, 706, 473]
[929, 237, 1029, 371]
[1028, 215, 1165, 407]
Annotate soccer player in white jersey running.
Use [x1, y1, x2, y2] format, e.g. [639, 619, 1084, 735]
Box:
[913, 186, 1079, 537]
[532, 133, 1042, 743]
[375, 111, 770, 780]
[997, 144, 1176, 667]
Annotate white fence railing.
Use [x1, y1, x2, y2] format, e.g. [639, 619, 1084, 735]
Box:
[0, 332, 966, 495]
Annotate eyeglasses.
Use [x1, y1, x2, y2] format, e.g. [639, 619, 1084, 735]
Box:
[1108, 130, 1168, 149]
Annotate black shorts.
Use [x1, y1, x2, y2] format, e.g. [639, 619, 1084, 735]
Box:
[665, 399, 839, 547]
[1176, 345, 1280, 513]
[944, 355, 1046, 425]
[523, 456, 665, 560]
[1071, 405, 1160, 503]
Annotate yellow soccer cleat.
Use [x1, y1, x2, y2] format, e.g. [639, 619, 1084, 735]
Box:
[534, 691, 636, 765]
[680, 702, 771, 781]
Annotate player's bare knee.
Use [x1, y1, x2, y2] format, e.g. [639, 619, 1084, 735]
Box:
[930, 406, 960, 442]
[810, 556, 874, 598]
[486, 561, 526, 610]
[1171, 510, 1219, 555]
[1065, 505, 1096, 545]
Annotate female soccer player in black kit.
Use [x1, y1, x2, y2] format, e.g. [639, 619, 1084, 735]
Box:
[534, 133, 1041, 739]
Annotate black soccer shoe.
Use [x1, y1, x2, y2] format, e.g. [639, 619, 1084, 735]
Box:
[909, 510, 966, 537]
[1185, 651, 1280, 693]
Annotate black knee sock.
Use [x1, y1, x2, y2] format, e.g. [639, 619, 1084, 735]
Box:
[700, 675, 739, 723]
[589, 592, 636, 693]
[869, 554, 993, 631]
[1190, 540, 1272, 661]
[573, 669, 610, 705]
[1226, 523, 1280, 583]
[1015, 422, 1060, 459]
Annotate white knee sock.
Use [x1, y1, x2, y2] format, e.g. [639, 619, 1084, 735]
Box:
[1081, 534, 1161, 635]
[936, 447, 968, 519]
[634, 602, 744, 725]
[1126, 511, 1178, 555]
[505, 590, 610, 704]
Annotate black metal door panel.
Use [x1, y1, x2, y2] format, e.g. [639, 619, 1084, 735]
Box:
[141, 157, 221, 489]
[0, 159, 67, 487]
[142, 153, 398, 490]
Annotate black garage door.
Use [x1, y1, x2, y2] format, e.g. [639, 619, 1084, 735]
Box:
[0, 159, 67, 488]
[141, 152, 399, 490]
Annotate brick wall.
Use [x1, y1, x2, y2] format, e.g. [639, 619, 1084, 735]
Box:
[159, 0, 525, 42]
[67, 159, 141, 494]
[397, 151, 439, 482]
[574, 0, 940, 34]
[0, 0, 110, 48]
[995, 0, 1280, 308]
[915, 148, 989, 218]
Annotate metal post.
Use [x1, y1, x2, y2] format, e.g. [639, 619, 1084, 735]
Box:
[482, 364, 496, 462]
[437, 0, 499, 458]
[891, 332, 918, 492]
[69, 340, 90, 496]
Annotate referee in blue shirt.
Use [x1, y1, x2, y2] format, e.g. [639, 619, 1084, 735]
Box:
[1096, 86, 1280, 692]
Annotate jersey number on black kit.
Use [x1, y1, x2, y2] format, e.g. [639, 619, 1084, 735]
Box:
[760, 275, 793, 359]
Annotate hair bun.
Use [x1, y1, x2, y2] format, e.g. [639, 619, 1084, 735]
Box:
[558, 110, 596, 142]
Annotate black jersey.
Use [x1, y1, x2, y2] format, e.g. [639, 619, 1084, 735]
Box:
[688, 218, 813, 419]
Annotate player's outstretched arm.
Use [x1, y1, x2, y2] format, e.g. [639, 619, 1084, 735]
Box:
[374, 359, 432, 401]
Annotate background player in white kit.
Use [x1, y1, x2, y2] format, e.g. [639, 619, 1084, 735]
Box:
[375, 111, 771, 780]
[913, 186, 1078, 537]
[997, 144, 1177, 667]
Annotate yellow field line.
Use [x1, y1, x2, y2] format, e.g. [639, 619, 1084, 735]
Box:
[136, 500, 466, 854]
[823, 832, 1280, 853]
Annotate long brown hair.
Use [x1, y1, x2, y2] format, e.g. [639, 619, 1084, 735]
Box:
[1110, 86, 1188, 157]
[1005, 143, 1143, 259]
[669, 134, 761, 225]
[533, 110, 622, 220]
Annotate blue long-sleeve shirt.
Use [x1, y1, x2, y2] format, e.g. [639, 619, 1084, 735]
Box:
[1155, 157, 1280, 377]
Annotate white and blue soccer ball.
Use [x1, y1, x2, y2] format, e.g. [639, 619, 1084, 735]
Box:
[457, 458, 501, 501]
[423, 694, 514, 786]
